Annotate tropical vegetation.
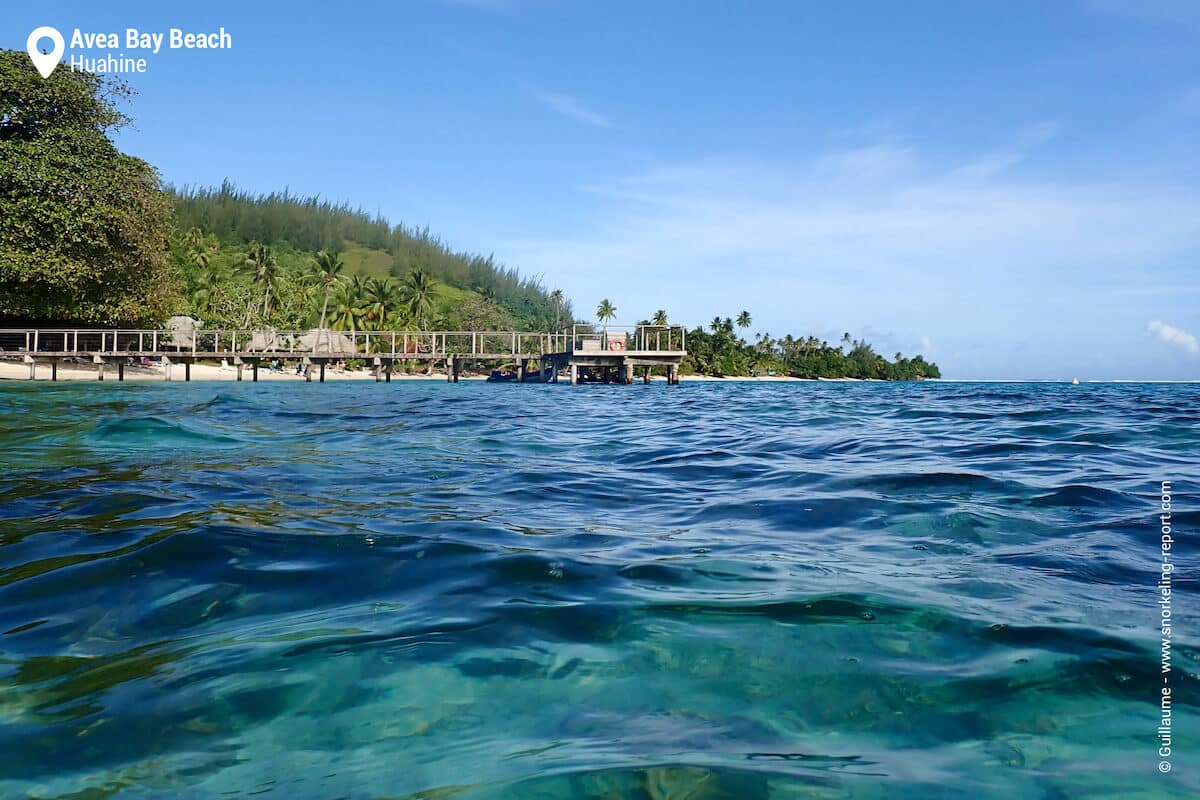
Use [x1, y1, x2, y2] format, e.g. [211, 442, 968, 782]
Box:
[639, 311, 940, 380]
[171, 183, 565, 330]
[0, 51, 175, 325]
[0, 48, 939, 379]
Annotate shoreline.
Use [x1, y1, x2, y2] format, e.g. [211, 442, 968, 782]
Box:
[5, 362, 1193, 384]
[1, 361, 887, 383]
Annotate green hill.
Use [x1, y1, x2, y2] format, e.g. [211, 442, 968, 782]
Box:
[170, 183, 569, 331]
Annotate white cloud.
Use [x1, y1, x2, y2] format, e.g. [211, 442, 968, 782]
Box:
[530, 89, 612, 128]
[1148, 320, 1200, 355]
[505, 143, 1199, 294]
[493, 131, 1200, 376]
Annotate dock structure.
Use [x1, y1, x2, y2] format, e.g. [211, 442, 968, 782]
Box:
[0, 324, 686, 385]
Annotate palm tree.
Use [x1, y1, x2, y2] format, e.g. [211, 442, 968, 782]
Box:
[189, 265, 227, 318]
[550, 289, 565, 330]
[182, 227, 204, 250]
[737, 310, 751, 329]
[363, 276, 403, 330]
[651, 309, 668, 327]
[709, 316, 722, 333]
[330, 275, 368, 342]
[402, 269, 435, 330]
[306, 250, 344, 351]
[239, 243, 280, 326]
[596, 299, 616, 327]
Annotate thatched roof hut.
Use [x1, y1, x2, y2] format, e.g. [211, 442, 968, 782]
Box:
[163, 316, 201, 349]
[298, 329, 356, 354]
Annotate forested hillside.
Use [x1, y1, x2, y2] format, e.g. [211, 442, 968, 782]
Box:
[171, 183, 565, 330]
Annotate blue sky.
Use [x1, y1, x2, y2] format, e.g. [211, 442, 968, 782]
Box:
[6, 0, 1199, 378]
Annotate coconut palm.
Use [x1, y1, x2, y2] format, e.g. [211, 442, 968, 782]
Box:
[737, 310, 752, 329]
[550, 289, 565, 330]
[402, 269, 435, 330]
[363, 276, 404, 330]
[182, 227, 204, 250]
[239, 242, 281, 325]
[189, 265, 227, 318]
[596, 299, 616, 325]
[651, 309, 668, 327]
[330, 275, 369, 344]
[306, 250, 344, 350]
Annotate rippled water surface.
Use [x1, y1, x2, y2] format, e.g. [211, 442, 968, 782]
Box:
[1, 381, 1197, 798]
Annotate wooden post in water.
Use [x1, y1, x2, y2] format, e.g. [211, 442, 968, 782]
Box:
[117, 361, 124, 381]
[320, 362, 327, 383]
[184, 362, 191, 381]
[569, 363, 578, 385]
[237, 363, 244, 382]
[97, 360, 105, 381]
[385, 359, 392, 383]
[252, 361, 259, 382]
[51, 360, 57, 381]
[644, 366, 651, 385]
[518, 359, 526, 383]
[27, 358, 35, 380]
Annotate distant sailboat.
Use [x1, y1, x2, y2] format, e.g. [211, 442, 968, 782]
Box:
[1071, 377, 1080, 385]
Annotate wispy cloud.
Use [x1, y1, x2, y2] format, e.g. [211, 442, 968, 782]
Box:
[496, 129, 1200, 376]
[530, 89, 613, 128]
[1148, 321, 1200, 355]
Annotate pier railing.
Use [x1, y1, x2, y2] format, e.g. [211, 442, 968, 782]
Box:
[0, 327, 683, 359]
[567, 324, 686, 354]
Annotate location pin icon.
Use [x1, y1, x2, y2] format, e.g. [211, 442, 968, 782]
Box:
[26, 26, 65, 78]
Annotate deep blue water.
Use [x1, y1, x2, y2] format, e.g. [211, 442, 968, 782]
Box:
[0, 380, 1197, 798]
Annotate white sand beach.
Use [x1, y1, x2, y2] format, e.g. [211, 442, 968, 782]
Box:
[0, 360, 483, 382]
[0, 360, 875, 384]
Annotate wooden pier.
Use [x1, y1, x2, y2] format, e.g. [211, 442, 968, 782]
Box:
[0, 325, 686, 385]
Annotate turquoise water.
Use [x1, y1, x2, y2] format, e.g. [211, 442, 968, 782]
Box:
[0, 381, 1196, 798]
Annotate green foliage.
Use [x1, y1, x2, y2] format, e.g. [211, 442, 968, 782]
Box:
[596, 299, 617, 325]
[170, 182, 568, 328]
[0, 49, 178, 325]
[676, 314, 941, 380]
[339, 243, 393, 279]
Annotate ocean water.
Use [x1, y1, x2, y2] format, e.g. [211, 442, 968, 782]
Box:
[0, 380, 1196, 799]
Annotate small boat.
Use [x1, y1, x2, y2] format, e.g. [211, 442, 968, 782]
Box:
[487, 369, 520, 382]
[1071, 377, 1080, 385]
